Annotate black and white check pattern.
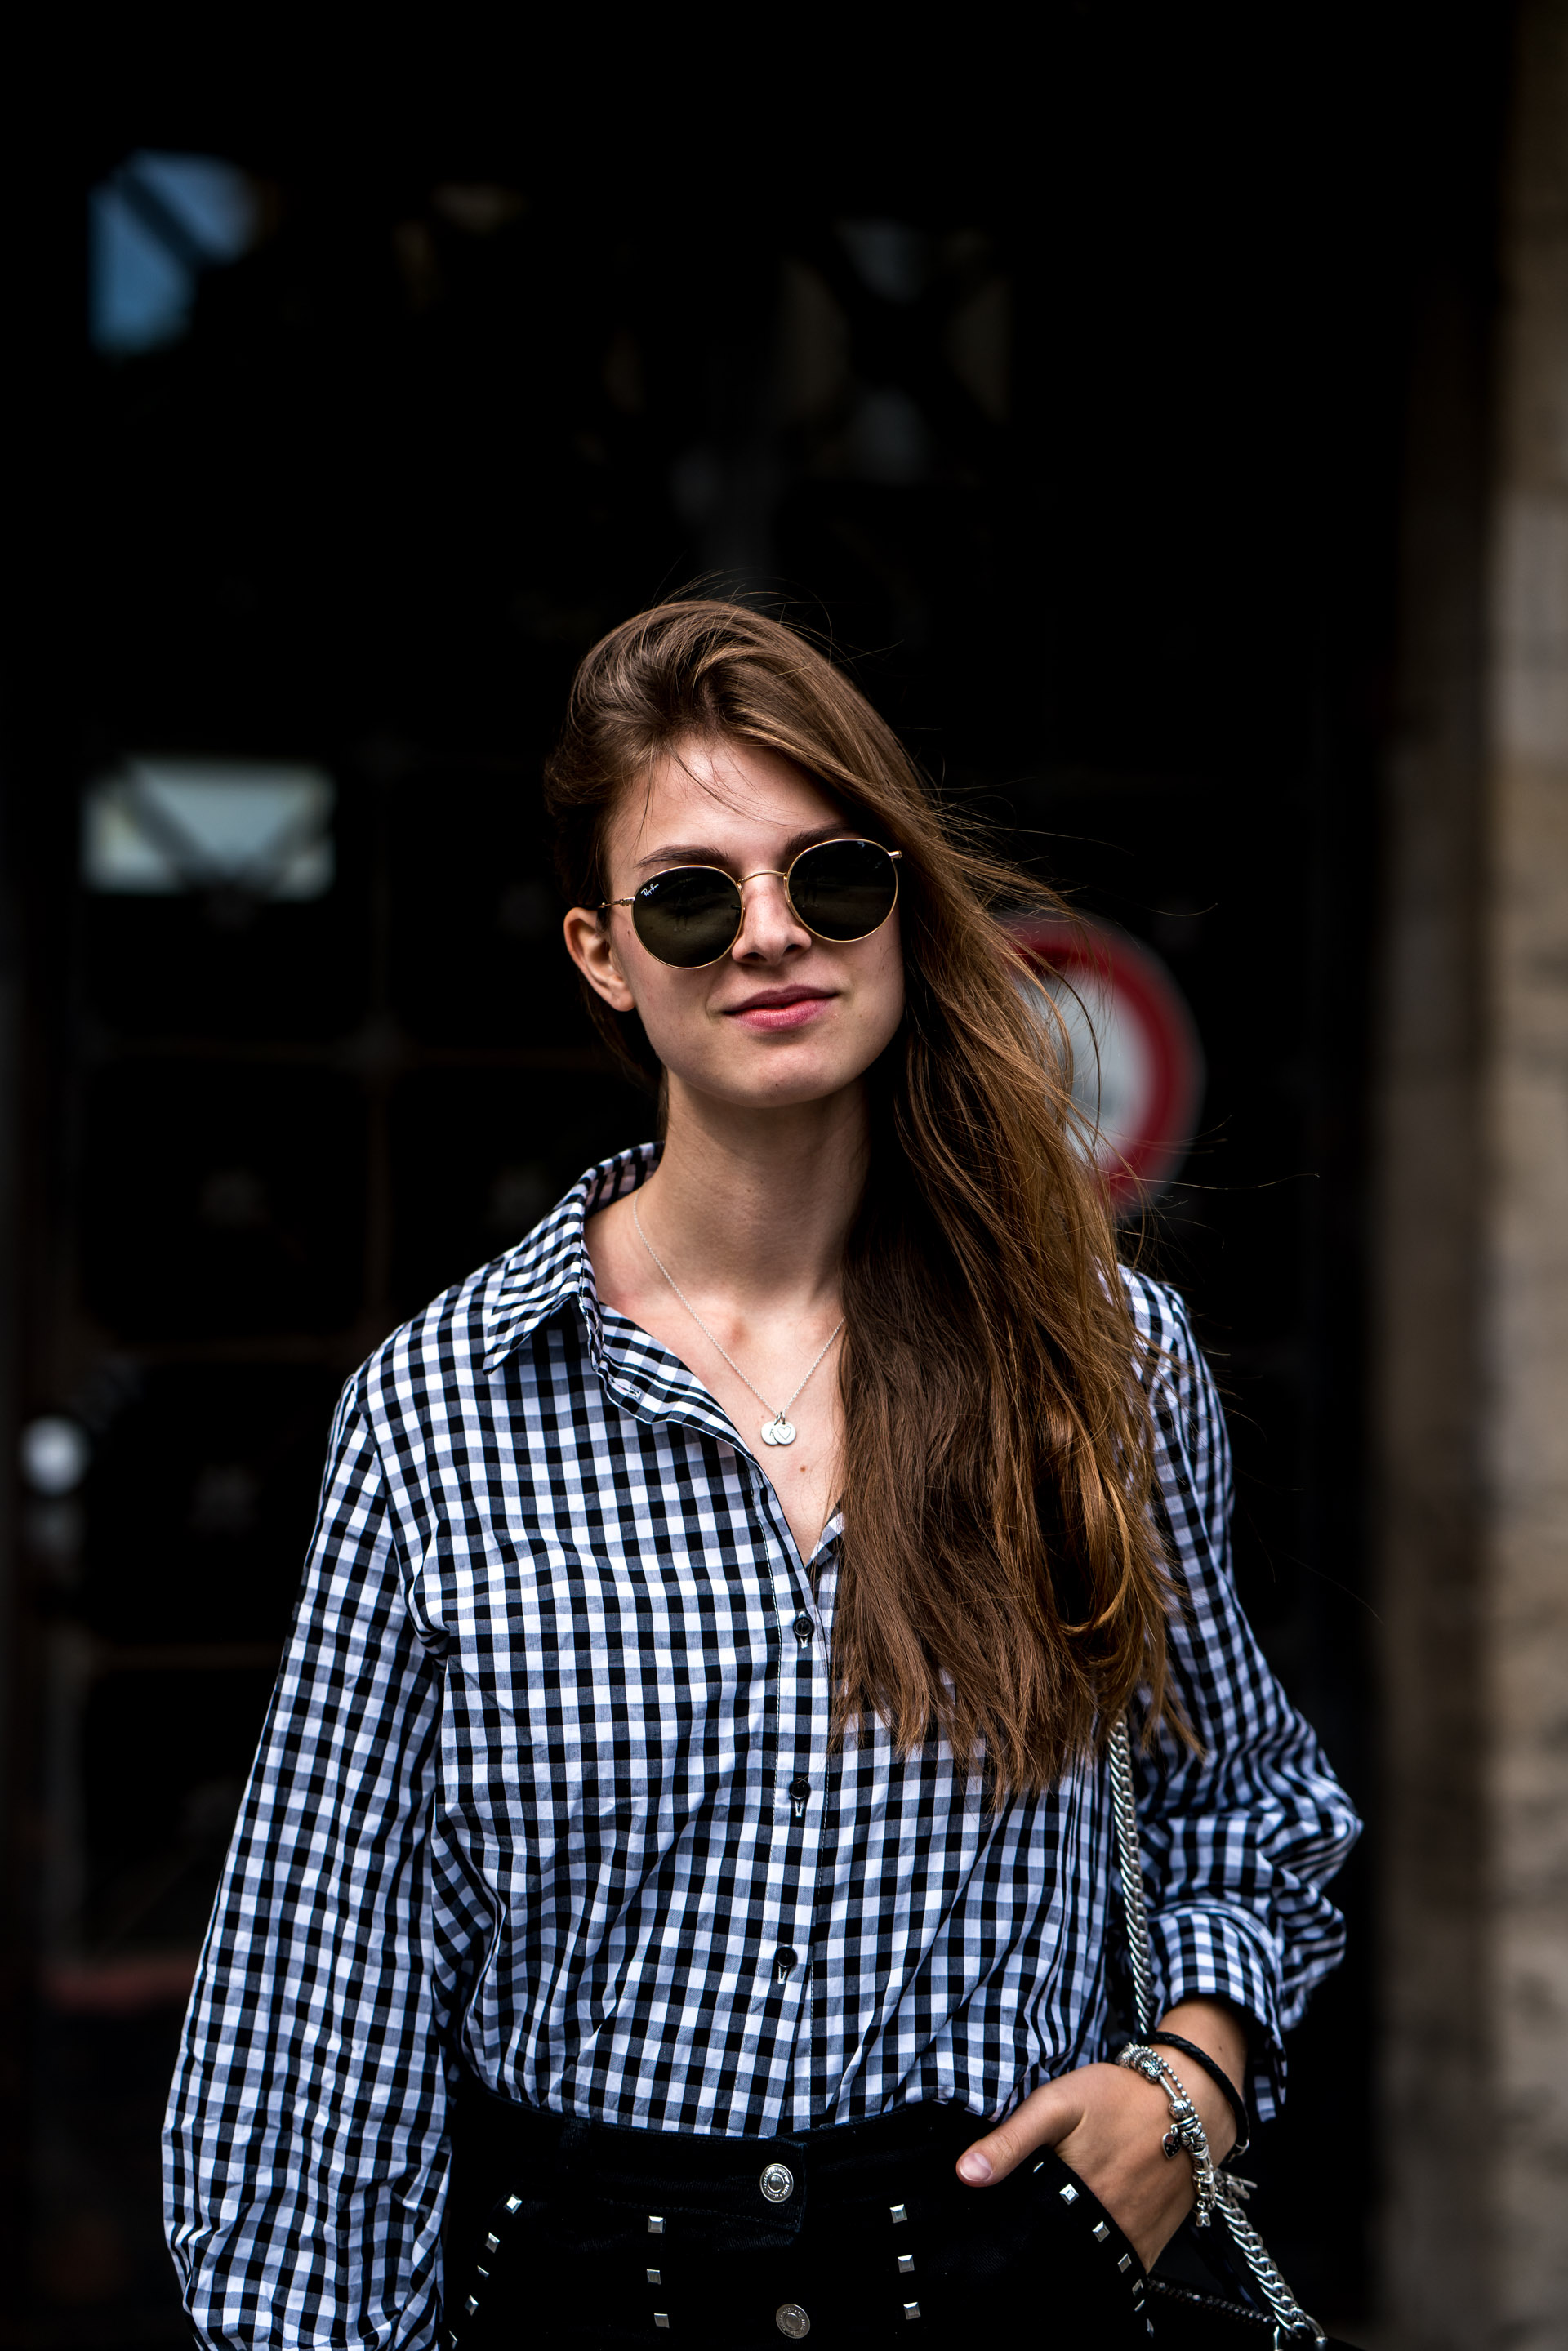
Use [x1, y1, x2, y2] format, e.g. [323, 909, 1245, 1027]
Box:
[164, 1144, 1359, 2348]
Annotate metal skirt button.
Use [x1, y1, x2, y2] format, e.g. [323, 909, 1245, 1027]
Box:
[760, 2162, 795, 2203]
[775, 2305, 811, 2340]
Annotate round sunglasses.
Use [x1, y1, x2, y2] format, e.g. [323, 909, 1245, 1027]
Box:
[601, 836, 902, 969]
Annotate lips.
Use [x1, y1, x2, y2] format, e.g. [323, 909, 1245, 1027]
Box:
[724, 986, 836, 1031]
[728, 987, 834, 1012]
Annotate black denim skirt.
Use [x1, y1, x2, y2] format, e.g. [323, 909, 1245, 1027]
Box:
[443, 2070, 1152, 2349]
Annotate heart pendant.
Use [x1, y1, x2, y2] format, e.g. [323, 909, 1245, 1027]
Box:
[762, 1417, 795, 1447]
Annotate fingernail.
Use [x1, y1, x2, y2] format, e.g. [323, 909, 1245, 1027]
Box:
[957, 2150, 993, 2184]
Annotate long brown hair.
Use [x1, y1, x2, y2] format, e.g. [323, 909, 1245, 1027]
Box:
[543, 599, 1176, 1789]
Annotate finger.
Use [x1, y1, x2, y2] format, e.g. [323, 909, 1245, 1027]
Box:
[956, 2081, 1082, 2186]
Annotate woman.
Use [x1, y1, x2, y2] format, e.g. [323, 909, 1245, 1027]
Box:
[165, 601, 1358, 2348]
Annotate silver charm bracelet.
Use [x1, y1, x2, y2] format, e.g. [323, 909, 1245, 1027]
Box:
[1116, 2042, 1221, 2227]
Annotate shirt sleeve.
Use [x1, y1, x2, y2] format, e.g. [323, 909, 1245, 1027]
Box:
[163, 1378, 457, 2348]
[1123, 1278, 1361, 2122]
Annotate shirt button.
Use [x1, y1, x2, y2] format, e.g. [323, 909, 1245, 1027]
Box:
[788, 1777, 812, 1820]
[760, 2162, 795, 2203]
[792, 1614, 814, 1645]
[776, 2305, 812, 2339]
[773, 1946, 799, 1984]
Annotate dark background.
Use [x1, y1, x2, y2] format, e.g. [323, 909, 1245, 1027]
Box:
[2, 13, 1511, 2340]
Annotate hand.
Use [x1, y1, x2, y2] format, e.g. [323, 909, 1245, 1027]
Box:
[954, 1999, 1247, 2272]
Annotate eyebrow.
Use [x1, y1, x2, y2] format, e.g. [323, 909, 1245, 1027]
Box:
[633, 823, 858, 874]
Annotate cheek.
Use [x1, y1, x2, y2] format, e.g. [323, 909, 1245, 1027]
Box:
[858, 928, 906, 1046]
[620, 961, 693, 1058]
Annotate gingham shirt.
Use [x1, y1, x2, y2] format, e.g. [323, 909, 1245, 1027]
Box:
[164, 1143, 1358, 2349]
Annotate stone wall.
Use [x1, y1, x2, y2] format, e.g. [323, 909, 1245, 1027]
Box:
[1377, 4, 1568, 2342]
[1484, 3, 1568, 2331]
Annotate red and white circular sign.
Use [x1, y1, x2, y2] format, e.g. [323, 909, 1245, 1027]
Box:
[1008, 915, 1205, 1210]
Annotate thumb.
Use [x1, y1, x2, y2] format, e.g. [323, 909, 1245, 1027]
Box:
[956, 2078, 1084, 2187]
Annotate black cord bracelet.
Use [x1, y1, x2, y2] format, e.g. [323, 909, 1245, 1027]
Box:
[1143, 2031, 1251, 2157]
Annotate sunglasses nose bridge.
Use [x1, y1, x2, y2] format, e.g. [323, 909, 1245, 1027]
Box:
[732, 866, 811, 954]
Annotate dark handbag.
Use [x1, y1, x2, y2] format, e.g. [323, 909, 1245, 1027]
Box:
[1109, 1718, 1358, 2348]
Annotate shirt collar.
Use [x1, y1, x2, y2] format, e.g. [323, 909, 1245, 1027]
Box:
[480, 1141, 660, 1375]
[482, 1138, 842, 1566]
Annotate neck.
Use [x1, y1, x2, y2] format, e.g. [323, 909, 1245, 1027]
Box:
[637, 1078, 869, 1309]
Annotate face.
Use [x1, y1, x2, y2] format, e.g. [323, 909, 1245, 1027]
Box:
[563, 739, 906, 1115]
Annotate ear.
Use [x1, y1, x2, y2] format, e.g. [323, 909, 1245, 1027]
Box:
[563, 906, 638, 1013]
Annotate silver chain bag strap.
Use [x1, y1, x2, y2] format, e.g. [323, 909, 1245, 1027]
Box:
[1109, 1716, 1330, 2348]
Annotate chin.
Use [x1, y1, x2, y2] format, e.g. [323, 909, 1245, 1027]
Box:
[684, 1043, 879, 1111]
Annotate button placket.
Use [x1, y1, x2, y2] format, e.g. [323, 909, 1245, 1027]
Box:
[777, 1537, 835, 2120]
[744, 1475, 826, 2065]
[786, 1538, 838, 2118]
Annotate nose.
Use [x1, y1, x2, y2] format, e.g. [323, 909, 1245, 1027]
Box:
[731, 870, 810, 963]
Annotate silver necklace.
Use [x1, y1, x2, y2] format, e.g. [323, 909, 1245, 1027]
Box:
[631, 1195, 843, 1448]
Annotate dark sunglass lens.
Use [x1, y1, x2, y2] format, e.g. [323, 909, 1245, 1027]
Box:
[632, 867, 742, 966]
[790, 840, 899, 941]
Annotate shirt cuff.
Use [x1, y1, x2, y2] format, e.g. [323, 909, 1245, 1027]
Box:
[1145, 1903, 1287, 2122]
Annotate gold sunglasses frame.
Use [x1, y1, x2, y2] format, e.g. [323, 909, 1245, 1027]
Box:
[599, 838, 902, 970]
